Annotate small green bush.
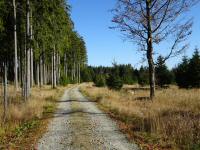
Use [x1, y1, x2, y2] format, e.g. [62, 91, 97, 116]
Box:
[94, 75, 106, 87]
[59, 75, 70, 86]
[106, 75, 123, 90]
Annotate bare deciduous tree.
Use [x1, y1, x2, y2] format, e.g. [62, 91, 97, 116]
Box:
[111, 0, 198, 99]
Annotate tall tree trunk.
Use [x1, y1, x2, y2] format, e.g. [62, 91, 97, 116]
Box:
[18, 55, 21, 87]
[58, 54, 60, 83]
[26, 49, 30, 96]
[76, 62, 79, 83]
[146, 0, 155, 99]
[56, 52, 60, 85]
[19, 50, 22, 87]
[30, 48, 34, 86]
[51, 54, 53, 88]
[23, 31, 27, 100]
[66, 63, 68, 79]
[26, 0, 30, 98]
[73, 61, 76, 83]
[40, 56, 43, 87]
[36, 62, 39, 87]
[79, 63, 81, 83]
[64, 53, 67, 77]
[30, 9, 34, 87]
[42, 49, 45, 85]
[13, 0, 18, 91]
[71, 67, 73, 81]
[3, 63, 8, 123]
[43, 63, 46, 85]
[46, 65, 50, 84]
[53, 45, 57, 88]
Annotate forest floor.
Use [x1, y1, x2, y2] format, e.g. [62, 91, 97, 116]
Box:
[37, 86, 138, 150]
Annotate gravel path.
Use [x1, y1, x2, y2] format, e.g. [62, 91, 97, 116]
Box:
[37, 87, 139, 150]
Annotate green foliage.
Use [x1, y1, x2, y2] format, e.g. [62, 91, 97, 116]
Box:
[15, 120, 39, 137]
[118, 64, 138, 84]
[188, 49, 200, 88]
[81, 67, 93, 82]
[155, 56, 173, 87]
[174, 49, 200, 88]
[94, 75, 106, 87]
[59, 75, 70, 86]
[0, 1, 4, 32]
[174, 56, 190, 88]
[86, 64, 138, 85]
[43, 104, 55, 114]
[138, 66, 149, 86]
[106, 75, 123, 90]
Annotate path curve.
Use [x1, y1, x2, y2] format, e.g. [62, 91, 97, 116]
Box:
[37, 87, 139, 150]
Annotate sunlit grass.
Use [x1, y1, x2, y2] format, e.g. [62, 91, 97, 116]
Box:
[0, 85, 66, 148]
[81, 83, 200, 149]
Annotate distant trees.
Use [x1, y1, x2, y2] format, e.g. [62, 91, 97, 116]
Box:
[111, 0, 198, 99]
[87, 49, 200, 89]
[86, 64, 138, 86]
[138, 66, 149, 86]
[188, 49, 200, 87]
[174, 49, 200, 88]
[118, 64, 137, 84]
[83, 49, 199, 90]
[155, 56, 173, 87]
[81, 67, 93, 82]
[174, 57, 190, 88]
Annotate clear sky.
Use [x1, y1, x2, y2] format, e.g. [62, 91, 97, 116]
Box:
[68, 0, 200, 68]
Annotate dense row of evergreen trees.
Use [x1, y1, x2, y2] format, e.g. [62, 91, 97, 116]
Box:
[0, 0, 87, 101]
[81, 64, 138, 84]
[81, 49, 200, 89]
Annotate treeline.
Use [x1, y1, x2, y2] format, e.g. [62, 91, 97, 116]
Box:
[81, 49, 200, 89]
[0, 0, 87, 101]
[174, 49, 200, 88]
[81, 64, 138, 84]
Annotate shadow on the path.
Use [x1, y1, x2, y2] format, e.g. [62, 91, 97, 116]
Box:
[55, 99, 98, 103]
[55, 108, 107, 116]
[41, 99, 107, 120]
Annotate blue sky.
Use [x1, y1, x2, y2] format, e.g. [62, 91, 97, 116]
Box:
[68, 0, 200, 68]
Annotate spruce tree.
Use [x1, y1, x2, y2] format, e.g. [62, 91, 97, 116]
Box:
[188, 49, 200, 88]
[155, 56, 173, 87]
[138, 66, 149, 86]
[174, 56, 189, 88]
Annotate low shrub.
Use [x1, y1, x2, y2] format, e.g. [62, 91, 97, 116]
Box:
[59, 75, 70, 86]
[94, 75, 106, 87]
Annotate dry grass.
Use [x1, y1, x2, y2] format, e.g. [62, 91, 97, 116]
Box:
[81, 83, 200, 150]
[0, 85, 66, 149]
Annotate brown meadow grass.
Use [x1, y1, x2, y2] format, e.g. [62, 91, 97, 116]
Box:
[81, 83, 200, 149]
[0, 85, 66, 148]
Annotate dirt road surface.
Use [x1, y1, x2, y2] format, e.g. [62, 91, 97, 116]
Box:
[37, 87, 138, 150]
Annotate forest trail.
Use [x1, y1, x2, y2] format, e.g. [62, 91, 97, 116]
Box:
[37, 87, 138, 150]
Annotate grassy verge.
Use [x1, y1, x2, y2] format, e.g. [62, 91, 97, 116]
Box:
[80, 84, 200, 150]
[0, 85, 67, 149]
